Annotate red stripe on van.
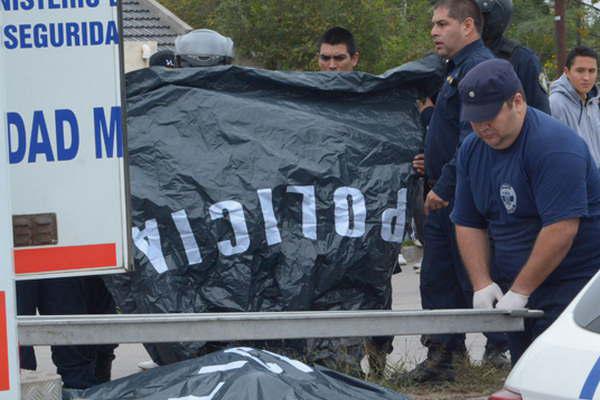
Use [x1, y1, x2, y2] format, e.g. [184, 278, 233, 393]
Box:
[14, 243, 117, 274]
[0, 291, 10, 391]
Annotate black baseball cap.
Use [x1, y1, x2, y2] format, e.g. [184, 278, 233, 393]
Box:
[459, 58, 523, 122]
[149, 50, 176, 68]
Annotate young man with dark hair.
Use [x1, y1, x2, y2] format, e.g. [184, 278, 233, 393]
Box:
[317, 26, 392, 377]
[408, 0, 497, 382]
[318, 25, 388, 376]
[317, 27, 359, 72]
[453, 58, 600, 364]
[550, 45, 600, 166]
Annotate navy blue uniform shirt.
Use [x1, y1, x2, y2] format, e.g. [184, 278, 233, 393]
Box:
[491, 37, 550, 114]
[452, 108, 600, 283]
[424, 40, 494, 200]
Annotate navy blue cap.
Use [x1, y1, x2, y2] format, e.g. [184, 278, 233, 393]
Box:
[459, 58, 523, 122]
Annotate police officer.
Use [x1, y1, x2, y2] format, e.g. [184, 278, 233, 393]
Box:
[474, 0, 550, 114]
[452, 58, 600, 363]
[408, 0, 496, 383]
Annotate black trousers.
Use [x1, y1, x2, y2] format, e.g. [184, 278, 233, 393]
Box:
[17, 276, 117, 389]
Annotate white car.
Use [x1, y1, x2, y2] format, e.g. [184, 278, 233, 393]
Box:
[490, 271, 600, 400]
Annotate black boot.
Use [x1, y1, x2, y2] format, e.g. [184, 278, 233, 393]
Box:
[95, 352, 115, 384]
[483, 346, 511, 369]
[407, 346, 455, 383]
[365, 339, 389, 379]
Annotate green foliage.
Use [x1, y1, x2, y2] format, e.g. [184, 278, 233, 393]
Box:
[158, 0, 600, 77]
[158, 0, 219, 29]
[158, 0, 433, 73]
[212, 0, 430, 73]
[508, 0, 600, 79]
[507, 0, 554, 65]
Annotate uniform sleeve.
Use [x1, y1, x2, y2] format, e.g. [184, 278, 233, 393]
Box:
[420, 106, 434, 128]
[433, 120, 473, 201]
[434, 55, 486, 201]
[514, 50, 551, 114]
[450, 144, 487, 229]
[531, 151, 589, 226]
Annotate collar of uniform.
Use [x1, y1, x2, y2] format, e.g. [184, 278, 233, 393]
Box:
[448, 39, 486, 70]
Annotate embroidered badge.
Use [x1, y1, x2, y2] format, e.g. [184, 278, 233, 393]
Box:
[500, 183, 517, 214]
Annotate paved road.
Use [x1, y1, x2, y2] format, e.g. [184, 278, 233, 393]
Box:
[32, 257, 488, 380]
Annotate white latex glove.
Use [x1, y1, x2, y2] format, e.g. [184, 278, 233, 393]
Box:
[473, 282, 504, 309]
[496, 290, 529, 310]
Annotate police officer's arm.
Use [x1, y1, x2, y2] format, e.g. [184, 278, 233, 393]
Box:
[430, 119, 473, 202]
[451, 144, 492, 289]
[420, 107, 434, 127]
[417, 98, 435, 127]
[510, 151, 588, 296]
[455, 225, 493, 290]
[413, 97, 436, 176]
[510, 218, 580, 296]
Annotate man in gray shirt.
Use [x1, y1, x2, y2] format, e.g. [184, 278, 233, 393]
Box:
[550, 46, 600, 166]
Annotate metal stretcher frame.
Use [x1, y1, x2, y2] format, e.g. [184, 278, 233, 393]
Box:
[18, 309, 543, 346]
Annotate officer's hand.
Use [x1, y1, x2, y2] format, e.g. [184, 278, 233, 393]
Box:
[424, 190, 449, 215]
[495, 290, 529, 310]
[473, 282, 504, 309]
[416, 97, 434, 113]
[412, 153, 425, 176]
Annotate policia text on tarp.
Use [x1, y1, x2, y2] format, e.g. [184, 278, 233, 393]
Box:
[1, 0, 119, 50]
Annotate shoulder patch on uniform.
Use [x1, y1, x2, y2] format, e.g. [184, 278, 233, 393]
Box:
[538, 72, 549, 94]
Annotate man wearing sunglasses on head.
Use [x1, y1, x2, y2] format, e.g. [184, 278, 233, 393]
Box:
[317, 27, 360, 72]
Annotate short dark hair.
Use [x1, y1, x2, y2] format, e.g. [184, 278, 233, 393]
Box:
[318, 27, 357, 55]
[565, 45, 599, 69]
[434, 0, 484, 34]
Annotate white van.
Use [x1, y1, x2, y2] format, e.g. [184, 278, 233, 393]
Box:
[490, 271, 600, 400]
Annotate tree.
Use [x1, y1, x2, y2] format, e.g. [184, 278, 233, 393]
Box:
[158, 0, 433, 73]
[157, 0, 599, 77]
[158, 0, 219, 29]
[214, 0, 414, 72]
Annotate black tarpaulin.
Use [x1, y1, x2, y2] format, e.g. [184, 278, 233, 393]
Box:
[64, 347, 410, 400]
[105, 57, 443, 368]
